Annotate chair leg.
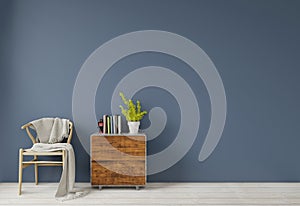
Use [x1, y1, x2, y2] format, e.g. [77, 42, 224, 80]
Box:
[18, 148, 23, 195]
[34, 155, 38, 185]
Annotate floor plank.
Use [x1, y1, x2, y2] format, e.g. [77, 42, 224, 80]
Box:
[0, 183, 299, 205]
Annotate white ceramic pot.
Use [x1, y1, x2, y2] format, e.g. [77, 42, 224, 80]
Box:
[127, 121, 140, 134]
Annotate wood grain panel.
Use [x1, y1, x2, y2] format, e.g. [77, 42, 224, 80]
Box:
[92, 150, 145, 161]
[92, 136, 145, 148]
[91, 135, 146, 186]
[91, 161, 145, 185]
[92, 160, 145, 176]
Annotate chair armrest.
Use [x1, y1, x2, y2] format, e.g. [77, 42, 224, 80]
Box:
[21, 123, 32, 130]
[21, 123, 36, 144]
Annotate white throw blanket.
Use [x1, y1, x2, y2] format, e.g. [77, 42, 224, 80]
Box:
[30, 143, 89, 201]
[30, 118, 69, 143]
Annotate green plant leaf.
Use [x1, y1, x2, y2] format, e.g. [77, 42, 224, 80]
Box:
[119, 92, 147, 121]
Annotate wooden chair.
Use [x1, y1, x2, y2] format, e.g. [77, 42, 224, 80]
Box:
[18, 120, 73, 195]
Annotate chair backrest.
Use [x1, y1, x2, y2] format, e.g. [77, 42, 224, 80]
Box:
[21, 121, 73, 144]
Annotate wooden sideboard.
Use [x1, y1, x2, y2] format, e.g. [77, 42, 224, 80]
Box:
[90, 134, 146, 189]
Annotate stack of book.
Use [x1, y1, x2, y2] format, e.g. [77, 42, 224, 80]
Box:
[101, 115, 122, 134]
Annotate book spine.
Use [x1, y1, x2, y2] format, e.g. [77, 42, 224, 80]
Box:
[118, 115, 121, 134]
[113, 115, 117, 134]
[109, 116, 114, 134]
[103, 115, 106, 134]
[107, 115, 110, 134]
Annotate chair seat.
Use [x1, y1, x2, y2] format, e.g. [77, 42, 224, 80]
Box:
[23, 149, 64, 156]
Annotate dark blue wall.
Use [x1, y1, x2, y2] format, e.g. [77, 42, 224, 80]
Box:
[1, 0, 300, 182]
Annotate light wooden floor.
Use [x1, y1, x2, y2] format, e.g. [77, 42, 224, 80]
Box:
[1, 182, 300, 205]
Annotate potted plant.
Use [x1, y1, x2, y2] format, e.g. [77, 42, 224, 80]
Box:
[119, 92, 147, 133]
